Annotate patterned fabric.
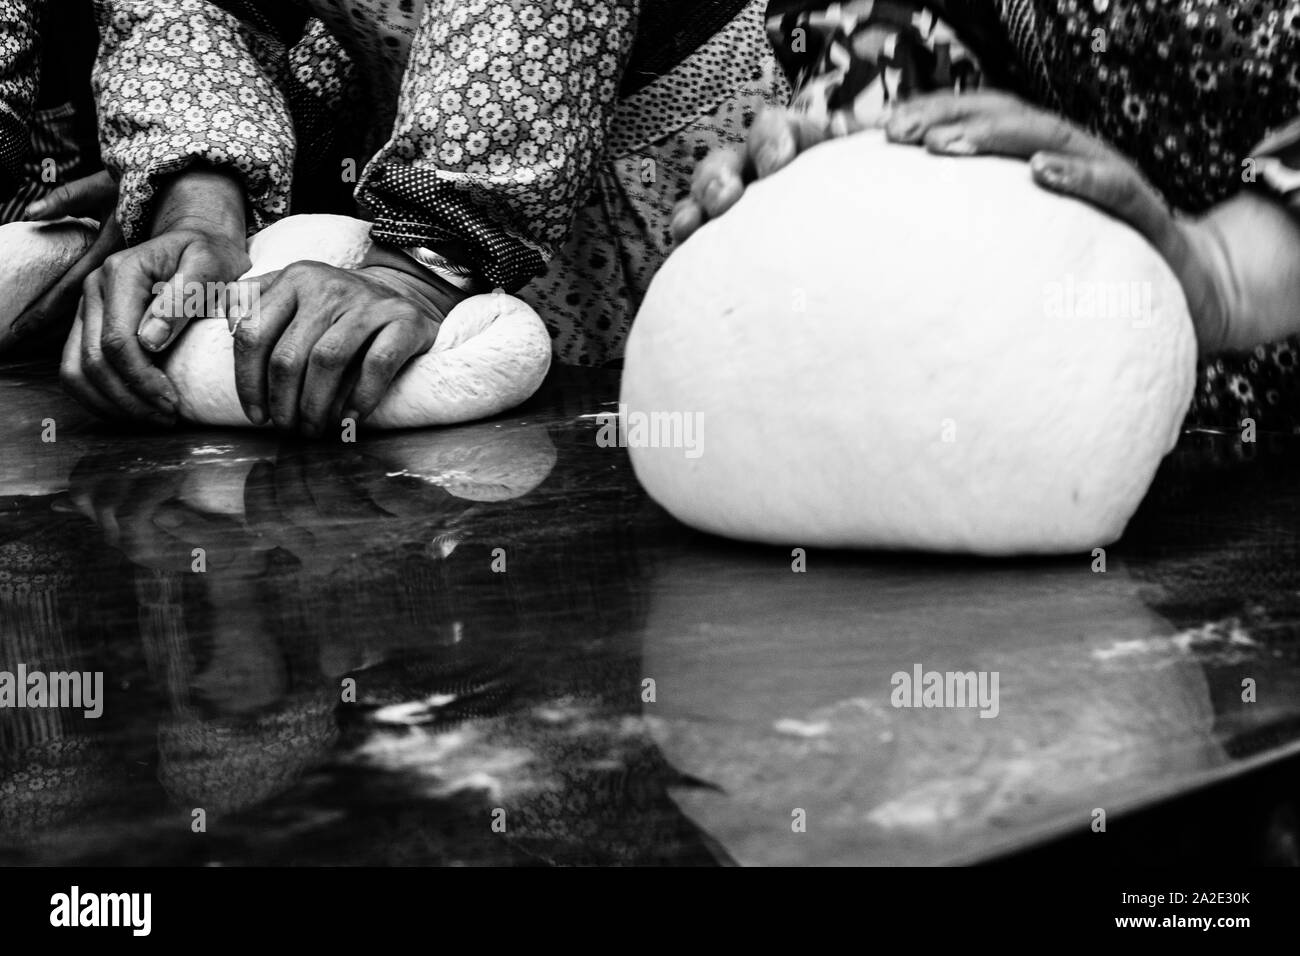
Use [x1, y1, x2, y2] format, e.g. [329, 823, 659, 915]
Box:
[94, 1, 742, 296]
[0, 0, 101, 223]
[770, 0, 1300, 432]
[766, 0, 985, 130]
[528, 0, 789, 364]
[93, 0, 773, 362]
[0, 0, 40, 193]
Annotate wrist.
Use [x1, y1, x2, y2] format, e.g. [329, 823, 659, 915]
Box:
[361, 264, 468, 320]
[150, 167, 246, 242]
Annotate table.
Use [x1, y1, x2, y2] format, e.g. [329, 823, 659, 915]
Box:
[1, 362, 1298, 865]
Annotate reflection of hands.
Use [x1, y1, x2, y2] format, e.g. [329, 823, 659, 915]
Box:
[59, 169, 250, 424]
[65, 419, 558, 574]
[67, 452, 266, 572]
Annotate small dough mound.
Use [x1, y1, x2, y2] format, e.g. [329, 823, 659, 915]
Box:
[0, 217, 98, 341]
[163, 214, 553, 429]
[621, 133, 1197, 555]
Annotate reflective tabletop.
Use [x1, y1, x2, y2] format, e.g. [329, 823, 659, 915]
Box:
[1, 361, 1298, 865]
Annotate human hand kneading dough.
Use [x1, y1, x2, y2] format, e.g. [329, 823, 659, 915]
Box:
[60, 169, 250, 425]
[230, 249, 466, 437]
[678, 93, 1300, 356]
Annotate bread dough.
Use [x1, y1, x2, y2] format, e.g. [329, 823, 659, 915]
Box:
[0, 217, 97, 343]
[160, 214, 553, 429]
[621, 133, 1197, 555]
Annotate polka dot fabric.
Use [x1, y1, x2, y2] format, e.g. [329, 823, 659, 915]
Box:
[526, 0, 790, 364]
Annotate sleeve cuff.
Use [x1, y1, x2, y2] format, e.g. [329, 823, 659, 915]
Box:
[360, 163, 548, 293]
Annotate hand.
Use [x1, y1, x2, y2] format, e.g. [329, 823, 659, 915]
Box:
[881, 90, 1249, 352]
[59, 168, 249, 423]
[671, 106, 834, 243]
[231, 258, 464, 436]
[0, 171, 124, 356]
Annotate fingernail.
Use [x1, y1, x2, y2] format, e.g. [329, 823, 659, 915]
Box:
[246, 405, 267, 426]
[670, 207, 693, 237]
[138, 317, 172, 351]
[24, 200, 45, 219]
[703, 177, 729, 210]
[152, 394, 176, 415]
[889, 117, 921, 141]
[755, 144, 786, 178]
[1032, 156, 1068, 187]
[342, 409, 359, 426]
[940, 138, 976, 155]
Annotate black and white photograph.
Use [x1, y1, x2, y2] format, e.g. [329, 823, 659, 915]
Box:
[0, 0, 1296, 932]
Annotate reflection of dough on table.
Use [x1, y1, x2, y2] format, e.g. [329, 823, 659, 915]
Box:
[641, 553, 1223, 865]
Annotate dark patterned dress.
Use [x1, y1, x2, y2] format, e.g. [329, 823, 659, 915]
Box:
[767, 0, 1300, 431]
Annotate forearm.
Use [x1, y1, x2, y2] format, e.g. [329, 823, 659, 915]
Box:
[1198, 190, 1300, 354]
[96, 0, 298, 245]
[150, 167, 247, 242]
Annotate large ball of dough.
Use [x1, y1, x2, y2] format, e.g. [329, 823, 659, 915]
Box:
[0, 217, 97, 347]
[621, 133, 1197, 555]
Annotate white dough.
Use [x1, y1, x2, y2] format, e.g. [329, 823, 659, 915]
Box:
[159, 214, 553, 429]
[621, 133, 1197, 555]
[0, 217, 97, 339]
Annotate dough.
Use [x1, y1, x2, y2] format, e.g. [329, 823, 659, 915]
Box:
[621, 133, 1197, 555]
[0, 217, 97, 344]
[160, 214, 553, 429]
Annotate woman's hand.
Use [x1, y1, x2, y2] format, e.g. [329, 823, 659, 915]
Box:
[881, 90, 1293, 355]
[0, 171, 124, 357]
[59, 168, 250, 424]
[231, 257, 466, 436]
[671, 106, 834, 243]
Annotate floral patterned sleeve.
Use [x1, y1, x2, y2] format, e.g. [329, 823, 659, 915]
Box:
[356, 0, 642, 292]
[0, 0, 40, 191]
[94, 0, 311, 244]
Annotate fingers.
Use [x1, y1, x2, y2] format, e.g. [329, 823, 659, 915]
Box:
[688, 147, 747, 223]
[265, 268, 340, 432]
[71, 282, 176, 425]
[674, 107, 836, 244]
[25, 170, 117, 221]
[747, 106, 836, 178]
[887, 91, 1108, 161]
[345, 310, 439, 425]
[669, 198, 705, 243]
[232, 270, 291, 426]
[135, 239, 234, 353]
[298, 306, 398, 437]
[93, 246, 182, 411]
[60, 313, 126, 421]
[1029, 152, 1185, 263]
